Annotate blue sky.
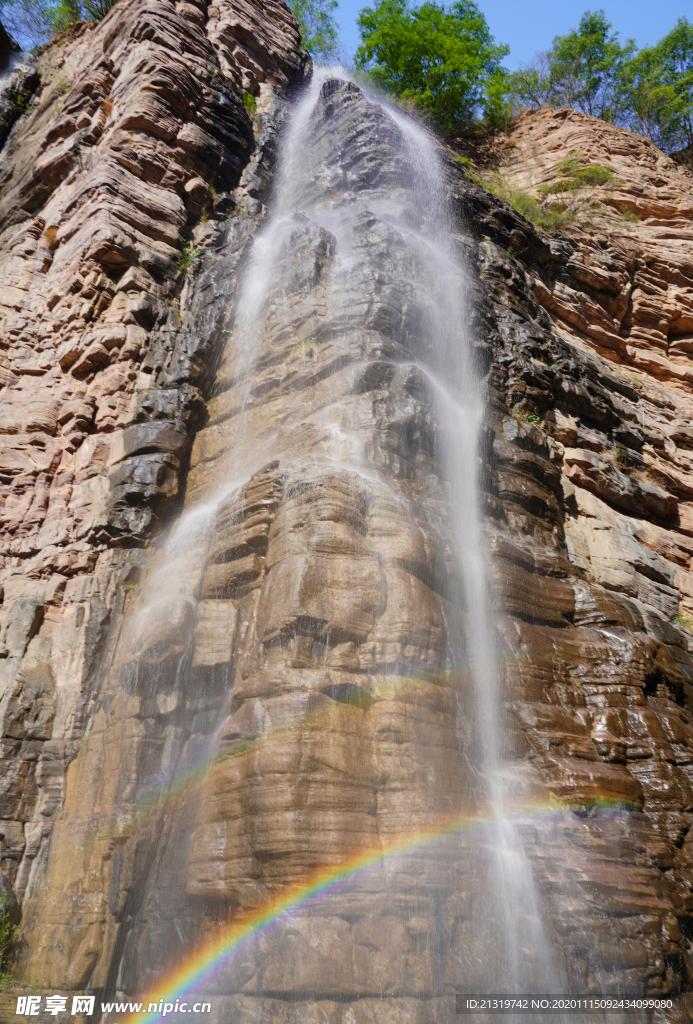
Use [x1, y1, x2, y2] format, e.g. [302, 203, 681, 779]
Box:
[334, 0, 688, 69]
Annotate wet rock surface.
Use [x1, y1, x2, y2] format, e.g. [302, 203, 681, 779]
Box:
[0, 0, 306, 994]
[460, 107, 693, 1009]
[1, 7, 693, 1023]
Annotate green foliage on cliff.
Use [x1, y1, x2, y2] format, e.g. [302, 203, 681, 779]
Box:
[538, 152, 615, 196]
[506, 190, 576, 233]
[481, 177, 577, 234]
[0, 894, 17, 986]
[0, 0, 118, 47]
[8, 84, 32, 112]
[288, 0, 341, 64]
[462, 150, 632, 235]
[354, 0, 510, 133]
[176, 236, 203, 273]
[506, 11, 693, 154]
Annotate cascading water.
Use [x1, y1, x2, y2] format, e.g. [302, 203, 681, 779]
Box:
[94, 69, 569, 1019]
[364, 88, 564, 1001]
[0, 49, 23, 81]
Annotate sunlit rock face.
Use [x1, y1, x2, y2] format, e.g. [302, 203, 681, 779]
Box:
[2, 3, 693, 1020]
[465, 109, 693, 1010]
[0, 0, 303, 933]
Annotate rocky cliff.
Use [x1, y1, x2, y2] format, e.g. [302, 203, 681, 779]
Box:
[463, 106, 693, 1008]
[2, 3, 693, 1021]
[0, 0, 303, 901]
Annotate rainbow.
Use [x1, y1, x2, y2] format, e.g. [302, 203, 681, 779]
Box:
[120, 797, 635, 1024]
[104, 669, 465, 842]
[107, 648, 558, 844]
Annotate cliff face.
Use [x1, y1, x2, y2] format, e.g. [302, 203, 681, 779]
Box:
[3, 5, 693, 1020]
[465, 106, 693, 1006]
[0, 0, 304, 906]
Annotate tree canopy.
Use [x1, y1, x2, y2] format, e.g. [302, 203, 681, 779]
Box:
[0, 0, 117, 47]
[354, 0, 509, 133]
[619, 19, 693, 153]
[507, 11, 693, 154]
[546, 10, 635, 121]
[288, 0, 341, 65]
[2, 0, 692, 157]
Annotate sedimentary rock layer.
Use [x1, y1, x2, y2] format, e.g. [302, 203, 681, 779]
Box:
[0, 0, 304, 923]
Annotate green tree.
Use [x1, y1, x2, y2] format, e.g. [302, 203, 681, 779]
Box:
[0, 0, 54, 46]
[548, 10, 635, 120]
[82, 0, 117, 18]
[506, 12, 693, 154]
[506, 10, 634, 121]
[505, 53, 562, 114]
[619, 19, 693, 152]
[354, 0, 510, 133]
[50, 0, 81, 33]
[288, 0, 341, 64]
[0, 0, 117, 48]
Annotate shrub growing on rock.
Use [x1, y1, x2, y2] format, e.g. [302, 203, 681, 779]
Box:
[538, 151, 616, 195]
[0, 878, 20, 987]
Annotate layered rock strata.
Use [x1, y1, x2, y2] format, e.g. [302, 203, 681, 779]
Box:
[0, 0, 303, 953]
[461, 107, 693, 1009]
[2, 7, 693, 1023]
[15, 78, 486, 1015]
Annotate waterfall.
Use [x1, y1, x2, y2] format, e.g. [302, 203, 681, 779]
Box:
[99, 69, 567, 1017]
[359, 84, 564, 1000]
